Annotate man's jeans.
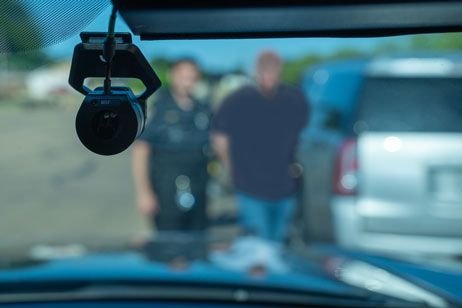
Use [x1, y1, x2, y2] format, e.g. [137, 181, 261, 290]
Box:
[237, 193, 297, 242]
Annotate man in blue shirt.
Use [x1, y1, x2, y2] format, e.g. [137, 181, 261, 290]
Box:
[212, 51, 309, 243]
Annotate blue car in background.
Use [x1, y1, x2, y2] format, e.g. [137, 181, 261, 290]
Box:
[298, 55, 462, 256]
[301, 59, 366, 143]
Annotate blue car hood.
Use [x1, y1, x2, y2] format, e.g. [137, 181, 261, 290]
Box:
[0, 250, 357, 296]
[0, 240, 458, 306]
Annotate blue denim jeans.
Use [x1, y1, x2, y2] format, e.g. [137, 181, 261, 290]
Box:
[237, 193, 297, 242]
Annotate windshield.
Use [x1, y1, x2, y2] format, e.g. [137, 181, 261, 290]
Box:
[1, 3, 462, 308]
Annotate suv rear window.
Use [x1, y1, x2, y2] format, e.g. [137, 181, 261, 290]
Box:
[358, 77, 462, 132]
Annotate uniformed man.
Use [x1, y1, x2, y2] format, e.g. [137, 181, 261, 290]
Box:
[132, 58, 210, 232]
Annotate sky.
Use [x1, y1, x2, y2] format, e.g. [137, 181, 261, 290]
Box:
[44, 6, 408, 73]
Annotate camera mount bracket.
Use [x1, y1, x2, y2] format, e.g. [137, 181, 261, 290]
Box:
[68, 31, 161, 101]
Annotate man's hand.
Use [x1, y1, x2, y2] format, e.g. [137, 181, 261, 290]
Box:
[136, 190, 160, 216]
[211, 132, 231, 172]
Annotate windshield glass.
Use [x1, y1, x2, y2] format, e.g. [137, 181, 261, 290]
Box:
[1, 3, 462, 308]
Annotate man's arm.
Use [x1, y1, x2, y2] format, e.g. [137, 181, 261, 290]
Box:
[132, 141, 159, 216]
[211, 132, 231, 172]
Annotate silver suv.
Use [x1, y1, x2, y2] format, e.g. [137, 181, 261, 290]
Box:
[300, 55, 462, 255]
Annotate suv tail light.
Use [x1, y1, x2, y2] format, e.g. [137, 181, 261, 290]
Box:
[334, 138, 358, 195]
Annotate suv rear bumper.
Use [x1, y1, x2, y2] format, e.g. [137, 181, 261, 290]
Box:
[331, 196, 462, 256]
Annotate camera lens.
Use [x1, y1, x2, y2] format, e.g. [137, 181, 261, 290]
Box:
[92, 110, 119, 140]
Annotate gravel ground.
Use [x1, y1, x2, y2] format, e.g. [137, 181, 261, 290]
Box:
[0, 106, 236, 255]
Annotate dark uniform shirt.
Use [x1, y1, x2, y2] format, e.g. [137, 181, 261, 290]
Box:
[140, 90, 210, 159]
[139, 90, 211, 231]
[212, 84, 309, 200]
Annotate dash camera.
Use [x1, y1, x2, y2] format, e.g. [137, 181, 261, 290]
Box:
[68, 32, 161, 156]
[75, 87, 145, 155]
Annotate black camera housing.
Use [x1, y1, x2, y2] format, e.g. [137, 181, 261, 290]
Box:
[76, 87, 145, 155]
[69, 32, 161, 155]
